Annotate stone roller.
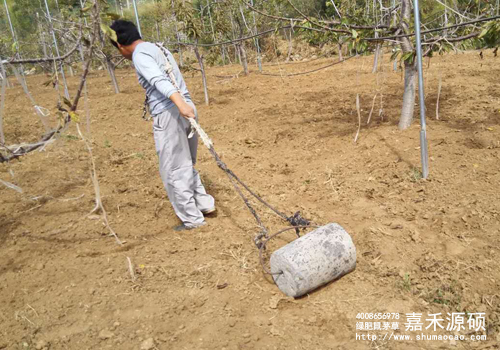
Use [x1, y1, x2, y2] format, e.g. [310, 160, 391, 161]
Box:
[187, 117, 357, 297]
[270, 223, 356, 298]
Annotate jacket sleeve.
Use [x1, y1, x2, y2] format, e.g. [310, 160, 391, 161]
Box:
[133, 51, 178, 99]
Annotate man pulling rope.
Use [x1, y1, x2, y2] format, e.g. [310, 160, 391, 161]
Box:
[110, 20, 215, 231]
[110, 20, 309, 244]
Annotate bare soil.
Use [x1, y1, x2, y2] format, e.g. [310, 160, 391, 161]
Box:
[1, 50, 499, 350]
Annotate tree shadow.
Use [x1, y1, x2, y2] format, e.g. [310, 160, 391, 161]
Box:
[374, 130, 418, 169]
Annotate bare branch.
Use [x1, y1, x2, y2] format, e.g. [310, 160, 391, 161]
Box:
[285, 0, 348, 33]
[244, 1, 391, 31]
[162, 25, 327, 47]
[367, 15, 500, 42]
[5, 35, 82, 65]
[0, 3, 99, 163]
[428, 31, 481, 43]
[72, 19, 99, 112]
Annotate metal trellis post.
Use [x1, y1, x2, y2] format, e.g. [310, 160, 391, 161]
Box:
[413, 0, 429, 179]
[43, 0, 70, 99]
[3, 0, 17, 46]
[250, 0, 262, 72]
[3, 0, 26, 85]
[79, 0, 88, 26]
[132, 0, 142, 37]
[0, 59, 7, 144]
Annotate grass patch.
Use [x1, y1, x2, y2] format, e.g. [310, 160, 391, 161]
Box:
[409, 167, 423, 182]
[64, 134, 79, 141]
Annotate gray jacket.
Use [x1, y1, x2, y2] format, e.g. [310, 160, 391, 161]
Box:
[132, 42, 191, 115]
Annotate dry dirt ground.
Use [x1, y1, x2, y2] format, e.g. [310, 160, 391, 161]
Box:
[1, 50, 499, 350]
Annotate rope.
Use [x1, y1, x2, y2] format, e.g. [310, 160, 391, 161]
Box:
[141, 95, 150, 121]
[149, 43, 312, 257]
[205, 138, 311, 251]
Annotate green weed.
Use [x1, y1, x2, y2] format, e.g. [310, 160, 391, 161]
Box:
[64, 134, 79, 141]
[409, 167, 422, 182]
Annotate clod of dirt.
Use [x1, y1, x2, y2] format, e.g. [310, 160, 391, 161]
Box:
[140, 337, 155, 350]
[98, 329, 114, 340]
[410, 230, 421, 243]
[35, 340, 48, 350]
[216, 282, 228, 289]
[269, 326, 282, 337]
[390, 222, 403, 229]
[269, 295, 283, 309]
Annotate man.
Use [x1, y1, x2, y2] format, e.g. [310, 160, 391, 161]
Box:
[110, 20, 215, 231]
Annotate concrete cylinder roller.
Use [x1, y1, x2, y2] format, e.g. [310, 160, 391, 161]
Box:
[270, 223, 356, 298]
[182, 119, 357, 297]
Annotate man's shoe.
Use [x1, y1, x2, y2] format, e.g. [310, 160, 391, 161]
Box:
[173, 222, 206, 231]
[201, 207, 216, 215]
[173, 224, 195, 232]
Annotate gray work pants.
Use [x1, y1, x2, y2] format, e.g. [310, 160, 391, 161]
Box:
[152, 102, 215, 227]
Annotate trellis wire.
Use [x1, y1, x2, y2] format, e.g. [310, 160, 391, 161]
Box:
[4, 15, 498, 67]
[156, 15, 500, 49]
[366, 15, 500, 41]
[260, 53, 357, 77]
